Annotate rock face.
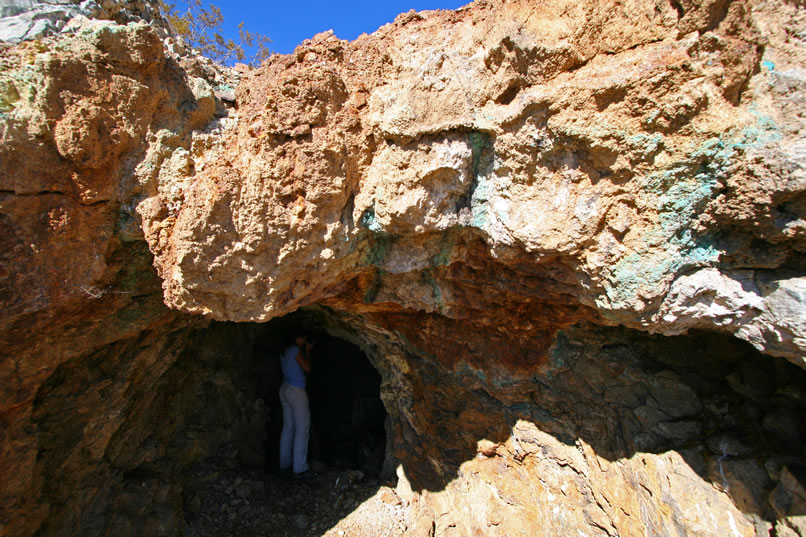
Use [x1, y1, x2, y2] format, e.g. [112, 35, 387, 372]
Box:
[1, 1, 805, 537]
[0, 9, 242, 535]
[140, 0, 806, 366]
[0, 0, 166, 43]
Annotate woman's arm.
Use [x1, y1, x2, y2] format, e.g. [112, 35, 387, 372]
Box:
[295, 350, 311, 373]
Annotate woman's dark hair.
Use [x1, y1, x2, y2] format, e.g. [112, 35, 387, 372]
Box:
[283, 331, 306, 348]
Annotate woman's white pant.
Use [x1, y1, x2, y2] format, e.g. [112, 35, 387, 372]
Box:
[278, 383, 310, 474]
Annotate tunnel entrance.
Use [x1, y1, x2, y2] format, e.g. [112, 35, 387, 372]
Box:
[175, 312, 394, 537]
[260, 328, 387, 476]
[308, 335, 387, 473]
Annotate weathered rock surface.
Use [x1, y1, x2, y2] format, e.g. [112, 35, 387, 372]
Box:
[0, 10, 240, 535]
[1, 1, 805, 537]
[136, 0, 806, 366]
[0, 0, 165, 43]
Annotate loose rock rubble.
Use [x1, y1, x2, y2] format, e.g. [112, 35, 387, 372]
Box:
[182, 461, 409, 537]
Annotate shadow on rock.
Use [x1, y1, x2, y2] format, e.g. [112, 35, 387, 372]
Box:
[386, 322, 806, 535]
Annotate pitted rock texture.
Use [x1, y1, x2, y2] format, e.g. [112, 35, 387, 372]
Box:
[0, 13, 240, 536]
[139, 0, 806, 366]
[1, 1, 806, 537]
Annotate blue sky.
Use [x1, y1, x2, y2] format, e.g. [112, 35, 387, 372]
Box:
[212, 0, 470, 56]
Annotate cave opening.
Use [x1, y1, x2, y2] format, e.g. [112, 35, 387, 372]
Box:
[257, 324, 388, 477]
[166, 310, 393, 536]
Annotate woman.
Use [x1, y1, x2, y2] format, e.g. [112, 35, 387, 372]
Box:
[278, 334, 314, 478]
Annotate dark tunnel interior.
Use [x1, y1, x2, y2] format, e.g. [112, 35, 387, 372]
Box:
[168, 314, 394, 536]
[252, 321, 388, 477]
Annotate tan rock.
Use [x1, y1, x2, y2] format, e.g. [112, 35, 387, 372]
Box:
[1, 1, 805, 537]
[136, 0, 804, 367]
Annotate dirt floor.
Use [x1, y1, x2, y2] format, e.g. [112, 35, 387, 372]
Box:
[182, 460, 411, 537]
